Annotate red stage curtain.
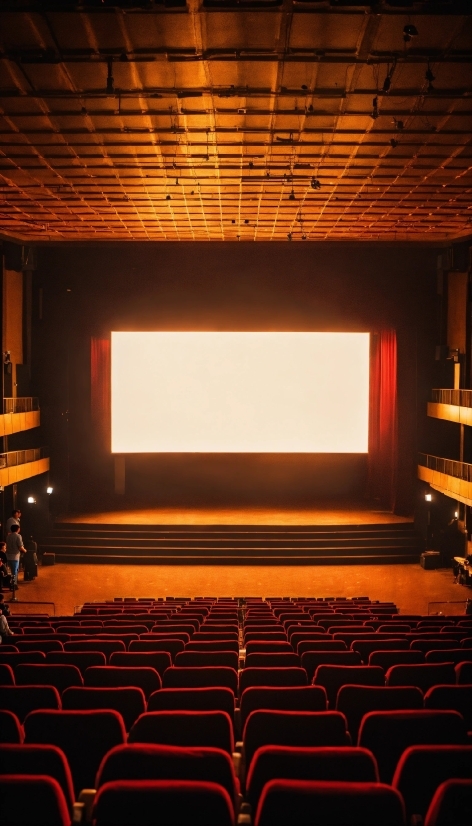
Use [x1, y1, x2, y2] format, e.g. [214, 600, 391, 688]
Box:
[368, 329, 398, 512]
[91, 337, 111, 448]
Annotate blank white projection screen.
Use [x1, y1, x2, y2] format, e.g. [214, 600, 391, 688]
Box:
[111, 332, 370, 454]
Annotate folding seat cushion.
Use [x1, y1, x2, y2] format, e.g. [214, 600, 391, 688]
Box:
[128, 710, 234, 754]
[174, 651, 239, 669]
[0, 685, 61, 722]
[96, 743, 239, 807]
[45, 651, 107, 674]
[162, 666, 238, 694]
[243, 710, 350, 771]
[15, 640, 64, 653]
[62, 686, 146, 730]
[93, 779, 234, 826]
[185, 640, 240, 654]
[301, 651, 361, 681]
[313, 665, 385, 708]
[24, 709, 126, 795]
[0, 663, 15, 685]
[426, 649, 472, 665]
[254, 779, 405, 826]
[239, 667, 307, 695]
[336, 685, 423, 743]
[109, 651, 172, 676]
[247, 744, 379, 809]
[244, 652, 300, 668]
[0, 774, 71, 826]
[358, 710, 468, 783]
[147, 686, 235, 723]
[0, 709, 23, 743]
[456, 661, 472, 684]
[14, 664, 83, 693]
[0, 744, 75, 815]
[0, 652, 45, 668]
[244, 642, 293, 655]
[64, 640, 125, 659]
[369, 650, 425, 670]
[424, 778, 472, 826]
[240, 686, 326, 730]
[424, 684, 472, 729]
[392, 745, 472, 822]
[386, 663, 456, 692]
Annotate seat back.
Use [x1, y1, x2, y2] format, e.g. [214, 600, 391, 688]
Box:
[147, 687, 235, 723]
[0, 663, 15, 685]
[392, 745, 472, 821]
[243, 710, 349, 771]
[426, 649, 472, 665]
[93, 779, 235, 826]
[369, 651, 425, 670]
[129, 710, 234, 754]
[245, 653, 300, 668]
[64, 640, 126, 660]
[246, 746, 379, 810]
[0, 709, 23, 743]
[62, 686, 146, 731]
[14, 664, 83, 693]
[301, 651, 361, 681]
[109, 651, 172, 676]
[24, 709, 126, 796]
[424, 684, 472, 729]
[45, 651, 107, 674]
[16, 640, 64, 653]
[424, 778, 472, 826]
[336, 685, 423, 743]
[0, 653, 45, 668]
[0, 685, 61, 722]
[239, 667, 307, 694]
[240, 685, 326, 729]
[456, 662, 472, 684]
[0, 774, 70, 826]
[174, 651, 239, 670]
[83, 665, 161, 698]
[162, 666, 238, 694]
[313, 665, 385, 708]
[386, 663, 456, 692]
[0, 744, 75, 814]
[358, 710, 468, 783]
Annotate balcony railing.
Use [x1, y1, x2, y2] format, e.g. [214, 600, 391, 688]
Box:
[431, 389, 472, 408]
[419, 453, 472, 483]
[0, 447, 48, 469]
[3, 397, 39, 414]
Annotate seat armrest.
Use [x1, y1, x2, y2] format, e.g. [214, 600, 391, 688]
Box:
[77, 789, 96, 823]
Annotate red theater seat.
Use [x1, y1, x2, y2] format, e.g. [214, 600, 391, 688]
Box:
[254, 780, 406, 826]
[64, 640, 126, 659]
[129, 639, 186, 658]
[0, 663, 15, 685]
[162, 666, 238, 694]
[240, 685, 327, 729]
[313, 665, 385, 708]
[83, 665, 161, 698]
[424, 778, 472, 826]
[369, 650, 425, 670]
[128, 710, 234, 754]
[0, 652, 45, 668]
[386, 663, 456, 692]
[245, 652, 300, 668]
[15, 664, 83, 693]
[109, 650, 172, 676]
[296, 640, 346, 656]
[93, 779, 235, 826]
[96, 743, 239, 808]
[244, 642, 293, 655]
[0, 744, 75, 815]
[246, 746, 379, 810]
[185, 640, 240, 654]
[301, 651, 361, 681]
[336, 685, 423, 743]
[15, 640, 64, 653]
[352, 639, 410, 662]
[24, 709, 126, 796]
[0, 685, 61, 722]
[424, 684, 472, 729]
[0, 709, 23, 743]
[456, 662, 472, 684]
[243, 710, 350, 771]
[0, 774, 70, 826]
[239, 667, 307, 694]
[45, 650, 107, 674]
[147, 686, 235, 723]
[62, 686, 146, 730]
[174, 650, 239, 669]
[426, 649, 472, 665]
[358, 710, 468, 783]
[392, 745, 472, 822]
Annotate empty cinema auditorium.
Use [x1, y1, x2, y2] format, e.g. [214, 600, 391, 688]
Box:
[0, 1, 472, 825]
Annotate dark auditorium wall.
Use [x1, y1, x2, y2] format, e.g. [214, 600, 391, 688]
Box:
[32, 241, 440, 515]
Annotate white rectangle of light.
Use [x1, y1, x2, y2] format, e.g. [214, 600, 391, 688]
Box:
[111, 332, 369, 453]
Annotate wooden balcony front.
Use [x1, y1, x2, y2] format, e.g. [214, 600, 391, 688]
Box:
[428, 389, 472, 427]
[0, 398, 40, 436]
[418, 453, 472, 507]
[0, 447, 49, 486]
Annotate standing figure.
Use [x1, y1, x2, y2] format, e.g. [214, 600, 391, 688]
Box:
[6, 524, 25, 589]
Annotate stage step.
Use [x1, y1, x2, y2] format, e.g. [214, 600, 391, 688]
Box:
[41, 522, 420, 565]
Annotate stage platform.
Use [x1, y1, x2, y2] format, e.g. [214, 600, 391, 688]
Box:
[43, 505, 419, 566]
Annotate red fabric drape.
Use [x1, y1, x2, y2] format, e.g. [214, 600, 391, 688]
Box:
[368, 330, 398, 512]
[91, 337, 111, 449]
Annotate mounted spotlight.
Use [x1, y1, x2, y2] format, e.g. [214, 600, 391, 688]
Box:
[371, 96, 379, 120]
[27, 496, 36, 504]
[310, 177, 321, 190]
[46, 486, 53, 495]
[403, 24, 418, 43]
[425, 493, 432, 502]
[288, 189, 296, 201]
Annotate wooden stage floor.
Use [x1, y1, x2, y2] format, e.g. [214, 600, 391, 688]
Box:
[59, 504, 411, 527]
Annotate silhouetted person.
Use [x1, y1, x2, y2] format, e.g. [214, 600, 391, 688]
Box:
[441, 517, 464, 568]
[6, 509, 21, 535]
[6, 524, 25, 588]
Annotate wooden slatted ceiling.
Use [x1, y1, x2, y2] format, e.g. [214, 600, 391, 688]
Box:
[0, 1, 471, 242]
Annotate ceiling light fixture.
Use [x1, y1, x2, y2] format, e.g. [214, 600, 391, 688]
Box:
[106, 58, 114, 96]
[403, 24, 419, 43]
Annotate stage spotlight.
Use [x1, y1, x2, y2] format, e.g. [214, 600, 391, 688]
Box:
[425, 493, 432, 502]
[27, 496, 36, 504]
[47, 486, 53, 495]
[403, 24, 418, 43]
[454, 511, 459, 518]
[310, 177, 321, 190]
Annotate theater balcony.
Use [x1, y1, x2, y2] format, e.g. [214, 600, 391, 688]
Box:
[427, 389, 472, 427]
[0, 447, 49, 486]
[418, 453, 472, 508]
[0, 397, 40, 436]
